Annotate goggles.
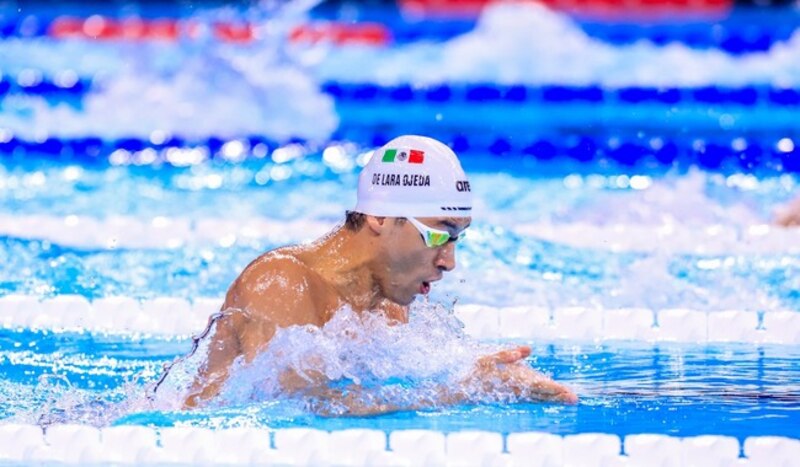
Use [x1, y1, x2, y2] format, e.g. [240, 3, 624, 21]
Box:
[406, 217, 465, 248]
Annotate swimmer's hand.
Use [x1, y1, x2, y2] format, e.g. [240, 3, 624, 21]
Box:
[465, 345, 578, 404]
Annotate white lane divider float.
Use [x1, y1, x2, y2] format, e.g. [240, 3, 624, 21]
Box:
[0, 295, 797, 344]
[4, 213, 800, 254]
[0, 424, 797, 466]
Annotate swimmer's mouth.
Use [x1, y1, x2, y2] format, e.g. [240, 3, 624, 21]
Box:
[420, 281, 431, 294]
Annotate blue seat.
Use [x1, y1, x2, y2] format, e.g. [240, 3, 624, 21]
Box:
[523, 140, 557, 160]
[70, 137, 105, 159]
[352, 85, 379, 101]
[609, 142, 645, 165]
[389, 85, 414, 102]
[504, 85, 527, 102]
[115, 138, 145, 153]
[694, 87, 723, 103]
[566, 137, 596, 162]
[542, 86, 574, 102]
[656, 88, 681, 104]
[425, 85, 451, 102]
[654, 141, 679, 165]
[451, 135, 470, 153]
[321, 82, 344, 98]
[736, 142, 763, 170]
[697, 143, 730, 169]
[489, 138, 512, 155]
[466, 85, 501, 102]
[769, 88, 800, 105]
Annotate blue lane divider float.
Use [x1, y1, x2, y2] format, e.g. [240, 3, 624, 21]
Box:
[0, 75, 92, 98]
[1, 133, 798, 172]
[322, 82, 800, 107]
[4, 75, 800, 108]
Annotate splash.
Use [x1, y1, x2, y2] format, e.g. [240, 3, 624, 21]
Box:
[150, 301, 564, 417]
[0, 3, 337, 142]
[309, 2, 800, 86]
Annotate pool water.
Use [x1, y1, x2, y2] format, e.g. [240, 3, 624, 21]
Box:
[1, 0, 799, 456]
[1, 327, 798, 440]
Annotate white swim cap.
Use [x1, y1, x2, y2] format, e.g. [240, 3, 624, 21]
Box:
[354, 135, 472, 218]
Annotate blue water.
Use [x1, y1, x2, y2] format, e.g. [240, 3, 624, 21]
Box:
[1, 328, 797, 439]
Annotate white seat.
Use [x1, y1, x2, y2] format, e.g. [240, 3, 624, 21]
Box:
[707, 310, 759, 343]
[655, 309, 707, 342]
[603, 308, 655, 341]
[100, 425, 159, 463]
[498, 307, 552, 340]
[743, 436, 800, 467]
[454, 304, 501, 339]
[762, 311, 800, 345]
[553, 307, 602, 340]
[563, 433, 621, 467]
[0, 295, 40, 329]
[624, 434, 681, 467]
[40, 295, 92, 331]
[328, 429, 387, 466]
[390, 429, 446, 466]
[681, 435, 739, 467]
[507, 432, 563, 467]
[446, 431, 503, 467]
[0, 424, 46, 461]
[273, 428, 330, 465]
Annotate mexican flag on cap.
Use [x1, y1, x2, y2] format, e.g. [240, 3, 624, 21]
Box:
[382, 148, 425, 164]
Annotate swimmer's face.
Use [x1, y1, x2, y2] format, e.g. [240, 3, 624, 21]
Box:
[379, 216, 471, 305]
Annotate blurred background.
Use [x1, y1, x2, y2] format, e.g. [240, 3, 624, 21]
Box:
[0, 0, 798, 169]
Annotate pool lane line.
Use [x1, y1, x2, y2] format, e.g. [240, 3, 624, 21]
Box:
[0, 295, 797, 344]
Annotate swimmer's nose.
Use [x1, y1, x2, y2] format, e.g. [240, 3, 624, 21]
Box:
[435, 241, 456, 272]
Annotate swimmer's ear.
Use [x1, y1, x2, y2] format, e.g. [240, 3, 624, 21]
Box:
[365, 215, 388, 234]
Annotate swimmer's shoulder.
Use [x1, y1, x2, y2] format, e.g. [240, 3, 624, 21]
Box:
[235, 247, 314, 292]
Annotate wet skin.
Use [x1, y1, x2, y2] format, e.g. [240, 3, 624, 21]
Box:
[184, 215, 577, 411]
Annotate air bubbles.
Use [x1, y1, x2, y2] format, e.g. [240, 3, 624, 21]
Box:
[563, 174, 582, 189]
[17, 69, 42, 87]
[718, 114, 735, 129]
[322, 144, 355, 172]
[221, 140, 247, 162]
[24, 171, 46, 187]
[252, 143, 269, 159]
[54, 70, 79, 89]
[165, 147, 207, 167]
[629, 175, 651, 190]
[271, 144, 304, 164]
[0, 129, 13, 144]
[731, 137, 747, 152]
[270, 165, 292, 181]
[776, 138, 795, 153]
[62, 166, 82, 182]
[109, 149, 130, 166]
[149, 130, 169, 146]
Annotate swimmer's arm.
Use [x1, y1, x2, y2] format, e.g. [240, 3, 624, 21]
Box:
[184, 261, 311, 408]
[183, 308, 245, 408]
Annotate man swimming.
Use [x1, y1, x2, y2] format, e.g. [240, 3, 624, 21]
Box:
[184, 135, 577, 411]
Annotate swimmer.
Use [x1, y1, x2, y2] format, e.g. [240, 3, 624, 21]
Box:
[184, 135, 577, 411]
[774, 194, 800, 227]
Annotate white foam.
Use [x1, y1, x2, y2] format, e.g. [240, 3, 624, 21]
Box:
[312, 2, 800, 87]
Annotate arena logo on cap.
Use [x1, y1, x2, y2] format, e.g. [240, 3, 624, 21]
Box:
[382, 148, 425, 164]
